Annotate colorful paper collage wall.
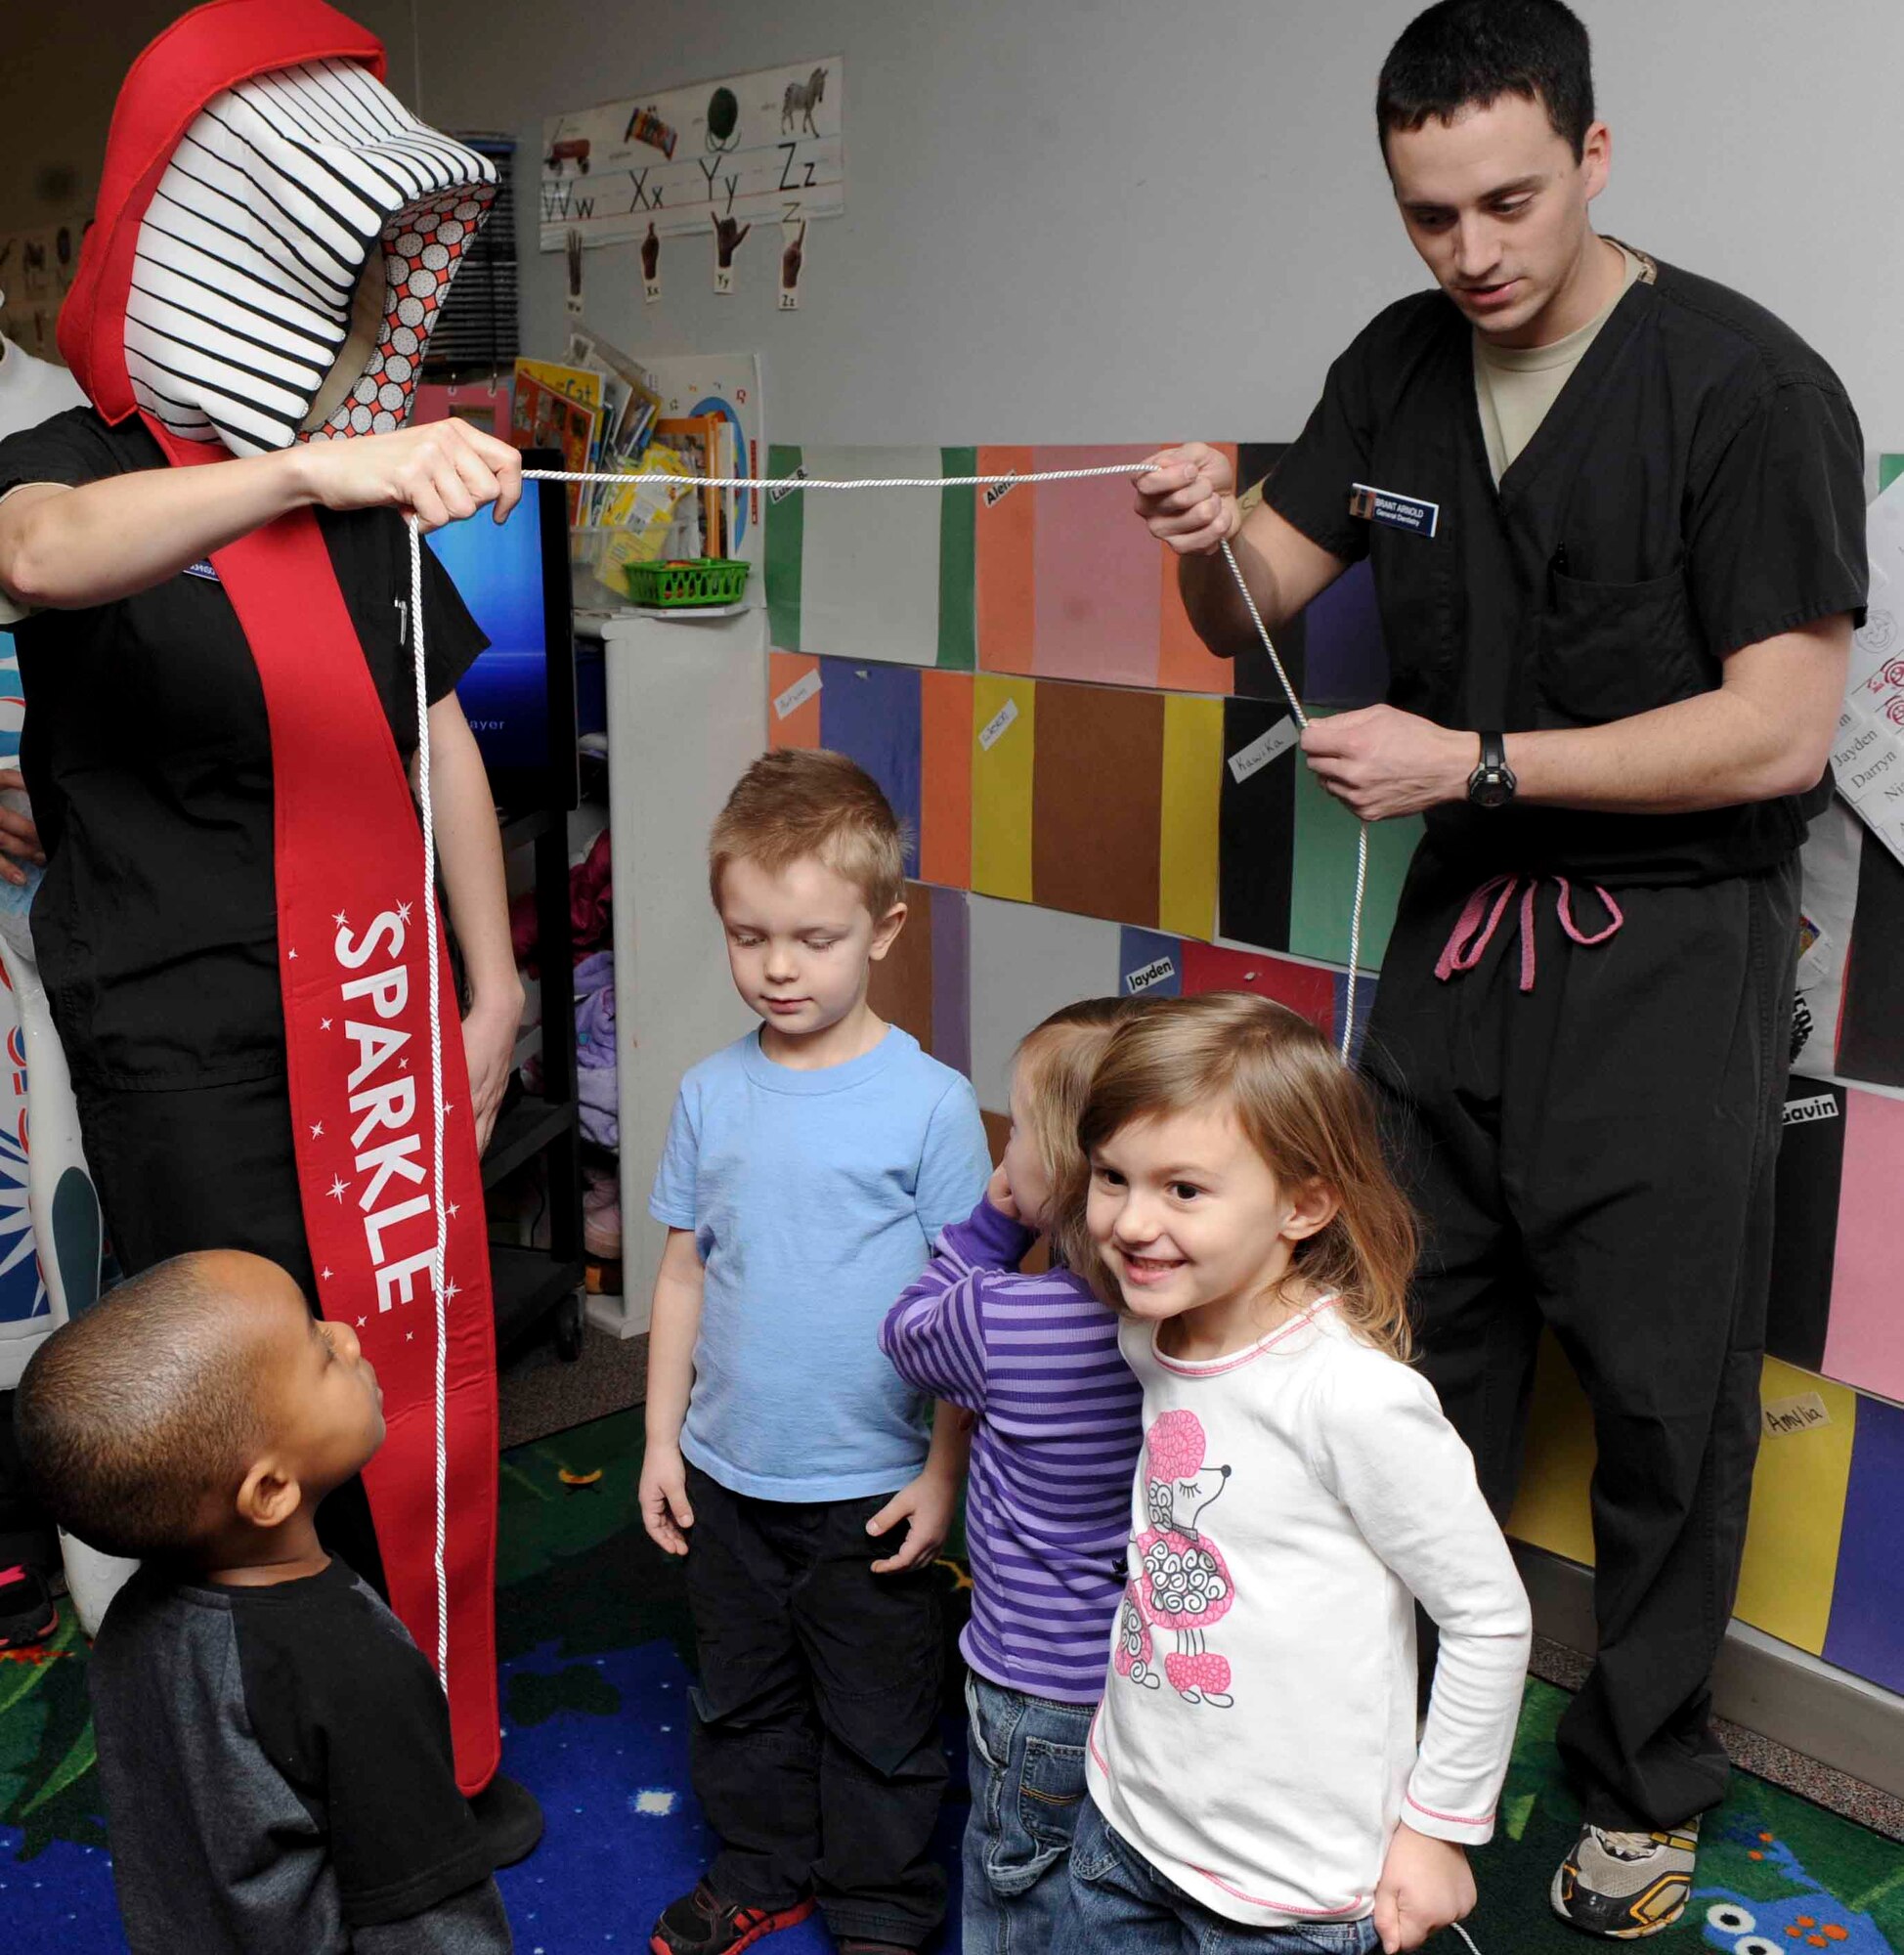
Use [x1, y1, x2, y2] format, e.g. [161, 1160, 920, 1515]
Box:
[765, 443, 1904, 1699]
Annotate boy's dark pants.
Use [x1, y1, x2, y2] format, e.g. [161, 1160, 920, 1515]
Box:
[682, 1462, 947, 1948]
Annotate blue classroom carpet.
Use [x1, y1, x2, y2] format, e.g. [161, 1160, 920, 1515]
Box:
[4, 1402, 1900, 1951]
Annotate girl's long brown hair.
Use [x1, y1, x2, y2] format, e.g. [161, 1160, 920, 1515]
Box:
[1014, 996, 1144, 1277]
[1077, 991, 1418, 1360]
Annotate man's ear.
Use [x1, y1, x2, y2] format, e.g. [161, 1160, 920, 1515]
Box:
[867, 900, 908, 963]
[1581, 119, 1613, 201]
[235, 1455, 303, 1533]
[1281, 1177, 1341, 1244]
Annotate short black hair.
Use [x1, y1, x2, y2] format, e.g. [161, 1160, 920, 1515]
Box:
[1377, 0, 1595, 161]
[14, 1253, 279, 1560]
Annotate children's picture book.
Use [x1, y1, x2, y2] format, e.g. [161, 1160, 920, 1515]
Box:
[652, 413, 727, 556]
[510, 363, 600, 522]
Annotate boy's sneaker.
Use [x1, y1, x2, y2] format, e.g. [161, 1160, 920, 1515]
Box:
[0, 1563, 58, 1650]
[1551, 1819, 1700, 1937]
[650, 1882, 814, 1955]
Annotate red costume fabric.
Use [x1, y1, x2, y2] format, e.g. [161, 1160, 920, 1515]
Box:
[61, 0, 500, 1791]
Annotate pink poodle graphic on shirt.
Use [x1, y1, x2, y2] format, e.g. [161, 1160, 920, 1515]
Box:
[1114, 1409, 1236, 1708]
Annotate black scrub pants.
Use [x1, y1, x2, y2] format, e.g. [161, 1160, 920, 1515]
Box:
[1363, 847, 1799, 1831]
[681, 1461, 948, 1949]
[72, 1070, 387, 1595]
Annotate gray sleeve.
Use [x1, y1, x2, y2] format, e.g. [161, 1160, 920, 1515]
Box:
[352, 1879, 513, 1954]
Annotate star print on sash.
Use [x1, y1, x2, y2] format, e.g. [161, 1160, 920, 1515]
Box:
[261, 848, 493, 1784]
[301, 893, 461, 1317]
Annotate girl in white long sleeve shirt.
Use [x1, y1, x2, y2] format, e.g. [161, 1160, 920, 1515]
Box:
[1053, 993, 1533, 1955]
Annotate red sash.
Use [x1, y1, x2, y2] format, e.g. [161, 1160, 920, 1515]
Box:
[161, 437, 499, 1791]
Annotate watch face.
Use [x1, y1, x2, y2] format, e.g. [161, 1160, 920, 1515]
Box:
[1470, 771, 1513, 808]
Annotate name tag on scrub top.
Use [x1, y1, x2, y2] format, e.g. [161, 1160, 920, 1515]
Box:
[1349, 483, 1440, 540]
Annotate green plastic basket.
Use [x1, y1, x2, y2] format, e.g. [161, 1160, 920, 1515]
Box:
[623, 557, 752, 608]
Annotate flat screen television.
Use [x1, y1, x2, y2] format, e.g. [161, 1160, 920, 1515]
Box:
[425, 447, 577, 816]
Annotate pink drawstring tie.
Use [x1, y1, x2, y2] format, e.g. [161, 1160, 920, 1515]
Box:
[1435, 874, 1624, 991]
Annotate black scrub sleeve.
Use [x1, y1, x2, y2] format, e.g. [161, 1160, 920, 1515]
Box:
[1686, 377, 1869, 657]
[0, 404, 121, 499]
[1260, 346, 1374, 565]
[1260, 298, 1441, 566]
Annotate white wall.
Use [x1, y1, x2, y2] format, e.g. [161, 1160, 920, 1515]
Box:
[411, 0, 1904, 448]
[13, 2, 1896, 442]
[0, 0, 420, 239]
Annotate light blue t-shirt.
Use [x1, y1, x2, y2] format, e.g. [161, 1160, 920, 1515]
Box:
[651, 1025, 991, 1501]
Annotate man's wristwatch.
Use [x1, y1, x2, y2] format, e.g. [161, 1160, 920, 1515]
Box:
[1467, 730, 1517, 809]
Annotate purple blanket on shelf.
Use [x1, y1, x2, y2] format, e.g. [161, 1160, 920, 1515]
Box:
[575, 950, 617, 1147]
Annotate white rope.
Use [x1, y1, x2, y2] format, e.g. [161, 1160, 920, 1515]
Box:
[403, 458, 1374, 1688]
[1221, 531, 1369, 1061]
[527, 462, 1179, 491]
[407, 520, 452, 1689]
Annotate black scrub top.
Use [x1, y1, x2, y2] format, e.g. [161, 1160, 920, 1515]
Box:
[1266, 246, 1868, 886]
[0, 408, 487, 1092]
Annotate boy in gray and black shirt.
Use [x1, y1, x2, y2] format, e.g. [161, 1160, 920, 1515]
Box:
[16, 1251, 511, 1954]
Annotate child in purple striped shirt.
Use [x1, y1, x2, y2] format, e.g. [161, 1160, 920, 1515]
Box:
[881, 997, 1145, 1955]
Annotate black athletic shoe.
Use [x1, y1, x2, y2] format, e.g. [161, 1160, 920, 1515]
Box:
[649, 1881, 815, 1955]
[0, 1562, 58, 1651]
[468, 1773, 544, 1869]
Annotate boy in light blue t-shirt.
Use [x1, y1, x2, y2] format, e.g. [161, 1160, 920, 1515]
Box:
[641, 748, 990, 1955]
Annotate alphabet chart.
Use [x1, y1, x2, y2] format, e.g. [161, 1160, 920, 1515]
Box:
[540, 58, 844, 252]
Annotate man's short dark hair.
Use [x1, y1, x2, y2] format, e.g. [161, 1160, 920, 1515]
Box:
[14, 1254, 272, 1560]
[1377, 0, 1595, 161]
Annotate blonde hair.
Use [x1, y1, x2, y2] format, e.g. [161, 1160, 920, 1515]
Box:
[1012, 996, 1144, 1275]
[1077, 991, 1417, 1360]
[709, 749, 906, 920]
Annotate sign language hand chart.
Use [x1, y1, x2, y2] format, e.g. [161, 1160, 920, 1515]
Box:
[541, 58, 844, 253]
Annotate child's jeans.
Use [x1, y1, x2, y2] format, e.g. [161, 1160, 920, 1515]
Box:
[1052, 1799, 1384, 1955]
[962, 1673, 1095, 1952]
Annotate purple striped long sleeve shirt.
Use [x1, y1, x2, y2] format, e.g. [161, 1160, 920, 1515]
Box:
[881, 1196, 1144, 1704]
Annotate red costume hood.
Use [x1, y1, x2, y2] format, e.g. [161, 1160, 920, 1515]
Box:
[63, 0, 492, 456]
[60, 0, 385, 422]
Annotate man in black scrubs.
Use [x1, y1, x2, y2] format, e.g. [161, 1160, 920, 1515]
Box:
[1136, 0, 1864, 1936]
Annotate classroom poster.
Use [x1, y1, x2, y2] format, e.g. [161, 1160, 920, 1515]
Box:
[646, 353, 764, 594]
[0, 220, 83, 364]
[541, 60, 844, 253]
